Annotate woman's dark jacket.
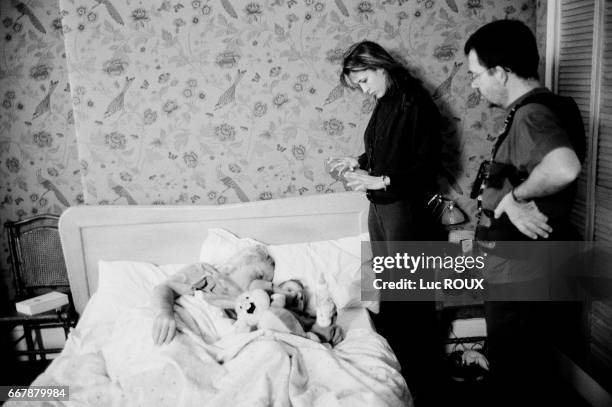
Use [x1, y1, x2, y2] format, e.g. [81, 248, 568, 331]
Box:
[357, 79, 442, 204]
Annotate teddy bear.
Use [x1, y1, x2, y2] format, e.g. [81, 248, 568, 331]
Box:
[233, 288, 321, 342]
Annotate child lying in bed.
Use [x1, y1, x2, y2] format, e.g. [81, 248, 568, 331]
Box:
[275, 279, 344, 346]
[152, 245, 275, 345]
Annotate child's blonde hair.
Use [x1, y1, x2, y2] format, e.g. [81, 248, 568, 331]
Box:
[221, 245, 275, 289]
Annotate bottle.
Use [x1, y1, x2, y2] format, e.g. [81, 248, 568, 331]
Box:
[315, 273, 335, 328]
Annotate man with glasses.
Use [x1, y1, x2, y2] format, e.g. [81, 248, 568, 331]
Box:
[463, 19, 585, 406]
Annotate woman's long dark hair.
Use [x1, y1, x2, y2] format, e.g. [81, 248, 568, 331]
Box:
[340, 41, 419, 97]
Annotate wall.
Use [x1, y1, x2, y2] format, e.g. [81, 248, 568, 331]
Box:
[1, 0, 540, 299]
[58, 0, 539, 206]
[0, 0, 81, 300]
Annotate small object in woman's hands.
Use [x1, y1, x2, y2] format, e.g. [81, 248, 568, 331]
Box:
[324, 157, 339, 173]
[343, 170, 356, 179]
[343, 170, 367, 184]
[325, 158, 353, 190]
[344, 171, 370, 191]
[325, 157, 349, 174]
[325, 156, 358, 173]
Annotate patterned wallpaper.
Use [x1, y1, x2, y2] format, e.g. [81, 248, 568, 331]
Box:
[57, 0, 540, 207]
[0, 0, 81, 300]
[0, 0, 542, 299]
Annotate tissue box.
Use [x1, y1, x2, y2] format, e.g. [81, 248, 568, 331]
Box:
[16, 291, 69, 315]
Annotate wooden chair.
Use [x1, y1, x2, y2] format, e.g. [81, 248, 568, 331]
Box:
[0, 215, 78, 362]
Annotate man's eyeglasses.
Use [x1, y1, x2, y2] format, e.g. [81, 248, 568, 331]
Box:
[469, 70, 488, 83]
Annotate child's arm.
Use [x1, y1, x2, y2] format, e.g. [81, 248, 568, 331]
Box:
[151, 262, 213, 345]
[152, 284, 178, 345]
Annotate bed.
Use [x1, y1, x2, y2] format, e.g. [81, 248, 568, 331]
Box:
[6, 192, 411, 407]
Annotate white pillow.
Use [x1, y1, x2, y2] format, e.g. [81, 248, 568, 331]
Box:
[79, 261, 186, 329]
[199, 228, 262, 266]
[199, 228, 377, 315]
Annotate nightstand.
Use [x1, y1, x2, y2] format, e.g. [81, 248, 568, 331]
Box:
[0, 302, 77, 362]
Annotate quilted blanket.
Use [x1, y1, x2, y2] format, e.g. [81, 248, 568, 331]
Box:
[6, 293, 410, 407]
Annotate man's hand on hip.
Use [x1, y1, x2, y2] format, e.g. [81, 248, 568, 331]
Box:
[494, 193, 553, 240]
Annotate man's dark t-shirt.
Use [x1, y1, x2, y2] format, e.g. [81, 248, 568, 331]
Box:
[477, 88, 584, 243]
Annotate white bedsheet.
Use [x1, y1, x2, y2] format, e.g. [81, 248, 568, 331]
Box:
[7, 294, 411, 407]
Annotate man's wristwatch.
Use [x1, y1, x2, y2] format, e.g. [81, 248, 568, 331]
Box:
[382, 175, 391, 190]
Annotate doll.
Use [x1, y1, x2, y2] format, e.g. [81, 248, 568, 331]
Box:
[235, 275, 344, 346]
[233, 288, 319, 341]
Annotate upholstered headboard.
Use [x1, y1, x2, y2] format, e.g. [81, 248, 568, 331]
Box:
[59, 192, 369, 314]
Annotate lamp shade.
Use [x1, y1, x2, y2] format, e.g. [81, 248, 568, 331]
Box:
[440, 201, 466, 226]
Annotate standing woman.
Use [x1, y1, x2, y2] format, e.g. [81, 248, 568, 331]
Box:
[330, 40, 443, 404]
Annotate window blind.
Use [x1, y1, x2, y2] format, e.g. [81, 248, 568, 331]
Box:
[555, 0, 612, 396]
[591, 4, 612, 390]
[594, 1, 612, 242]
[557, 0, 595, 239]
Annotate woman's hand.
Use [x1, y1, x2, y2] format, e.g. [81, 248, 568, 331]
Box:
[152, 310, 177, 345]
[326, 156, 359, 173]
[344, 171, 386, 191]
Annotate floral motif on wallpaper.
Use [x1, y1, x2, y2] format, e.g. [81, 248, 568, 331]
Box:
[0, 0, 541, 295]
[56, 0, 536, 210]
[0, 1, 81, 284]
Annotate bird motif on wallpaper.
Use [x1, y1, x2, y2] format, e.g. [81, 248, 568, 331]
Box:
[220, 0, 238, 19]
[218, 169, 250, 202]
[32, 80, 58, 120]
[323, 84, 344, 105]
[104, 76, 135, 119]
[433, 61, 462, 100]
[108, 177, 138, 204]
[214, 69, 246, 110]
[334, 0, 350, 17]
[445, 0, 459, 13]
[37, 170, 70, 207]
[93, 0, 124, 26]
[12, 0, 46, 34]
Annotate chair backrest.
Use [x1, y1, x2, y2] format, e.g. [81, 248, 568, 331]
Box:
[5, 214, 70, 300]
